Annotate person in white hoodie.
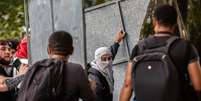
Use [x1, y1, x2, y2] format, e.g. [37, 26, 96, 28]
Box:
[87, 31, 125, 101]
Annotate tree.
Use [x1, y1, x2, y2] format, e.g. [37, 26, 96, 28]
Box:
[0, 0, 24, 40]
[187, 0, 201, 58]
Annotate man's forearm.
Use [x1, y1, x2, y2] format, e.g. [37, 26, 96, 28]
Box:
[4, 74, 25, 90]
[120, 62, 133, 101]
[120, 85, 133, 101]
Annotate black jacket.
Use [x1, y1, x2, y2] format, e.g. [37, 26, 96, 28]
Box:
[0, 65, 14, 101]
[87, 42, 120, 101]
[88, 68, 113, 101]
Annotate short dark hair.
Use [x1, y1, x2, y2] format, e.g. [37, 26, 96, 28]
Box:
[48, 31, 73, 56]
[0, 40, 8, 46]
[7, 39, 19, 50]
[153, 5, 177, 27]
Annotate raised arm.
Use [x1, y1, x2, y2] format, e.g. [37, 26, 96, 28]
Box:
[110, 31, 125, 60]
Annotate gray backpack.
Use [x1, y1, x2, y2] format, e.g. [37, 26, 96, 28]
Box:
[132, 36, 180, 101]
[17, 59, 65, 101]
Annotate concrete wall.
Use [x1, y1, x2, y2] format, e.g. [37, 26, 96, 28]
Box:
[29, 0, 85, 64]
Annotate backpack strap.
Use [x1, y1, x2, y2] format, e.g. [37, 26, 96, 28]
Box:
[165, 36, 180, 54]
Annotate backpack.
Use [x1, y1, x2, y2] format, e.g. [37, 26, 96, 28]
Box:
[17, 59, 65, 101]
[132, 36, 180, 101]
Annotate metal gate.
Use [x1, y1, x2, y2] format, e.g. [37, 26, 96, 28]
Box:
[27, 0, 150, 100]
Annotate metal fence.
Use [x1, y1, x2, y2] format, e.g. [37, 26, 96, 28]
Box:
[27, 0, 150, 100]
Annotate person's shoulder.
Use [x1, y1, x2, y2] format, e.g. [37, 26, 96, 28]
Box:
[30, 58, 61, 68]
[136, 36, 155, 47]
[67, 62, 83, 68]
[173, 37, 191, 47]
[66, 62, 84, 72]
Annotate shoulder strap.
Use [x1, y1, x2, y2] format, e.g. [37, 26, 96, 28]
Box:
[165, 36, 180, 53]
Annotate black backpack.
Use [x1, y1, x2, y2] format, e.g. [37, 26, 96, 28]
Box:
[132, 36, 180, 101]
[17, 59, 65, 101]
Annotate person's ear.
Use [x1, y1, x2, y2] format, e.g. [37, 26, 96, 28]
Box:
[170, 25, 176, 34]
[152, 17, 156, 26]
[47, 47, 52, 55]
[69, 46, 74, 55]
[155, 20, 160, 27]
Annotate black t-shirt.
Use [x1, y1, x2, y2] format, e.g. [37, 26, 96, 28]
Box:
[62, 62, 95, 101]
[0, 67, 14, 101]
[130, 35, 200, 100]
[130, 36, 199, 72]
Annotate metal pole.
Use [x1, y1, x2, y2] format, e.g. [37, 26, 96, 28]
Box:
[50, 0, 55, 32]
[116, 0, 131, 59]
[82, 0, 87, 67]
[24, 0, 29, 35]
[24, 0, 32, 64]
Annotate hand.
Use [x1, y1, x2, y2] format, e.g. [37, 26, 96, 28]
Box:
[0, 76, 9, 92]
[17, 64, 28, 76]
[114, 30, 126, 43]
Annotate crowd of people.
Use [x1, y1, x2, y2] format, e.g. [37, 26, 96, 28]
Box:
[0, 4, 201, 101]
[0, 35, 28, 101]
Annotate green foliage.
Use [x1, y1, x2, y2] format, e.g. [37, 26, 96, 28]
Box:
[187, 0, 201, 55]
[95, 0, 106, 5]
[188, 0, 201, 37]
[85, 0, 111, 8]
[0, 0, 24, 40]
[140, 18, 154, 39]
